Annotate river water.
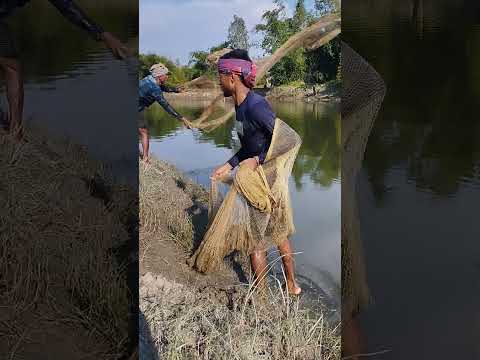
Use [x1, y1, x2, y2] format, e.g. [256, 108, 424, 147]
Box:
[145, 96, 341, 312]
[0, 0, 139, 184]
[344, 0, 480, 358]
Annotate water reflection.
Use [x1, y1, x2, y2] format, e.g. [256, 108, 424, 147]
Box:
[147, 97, 341, 188]
[345, 0, 480, 200]
[344, 0, 480, 358]
[146, 96, 341, 308]
[1, 0, 139, 183]
[274, 102, 341, 189]
[7, 0, 138, 83]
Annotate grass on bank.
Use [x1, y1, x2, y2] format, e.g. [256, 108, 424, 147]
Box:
[0, 128, 136, 358]
[139, 157, 341, 360]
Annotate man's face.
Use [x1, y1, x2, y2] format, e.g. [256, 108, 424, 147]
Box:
[156, 74, 168, 84]
[219, 72, 235, 97]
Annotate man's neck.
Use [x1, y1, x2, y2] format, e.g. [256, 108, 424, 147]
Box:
[232, 84, 250, 106]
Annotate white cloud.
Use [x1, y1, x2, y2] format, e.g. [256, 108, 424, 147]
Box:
[140, 0, 293, 64]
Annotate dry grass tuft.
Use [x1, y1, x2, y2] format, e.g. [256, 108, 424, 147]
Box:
[140, 272, 340, 360]
[139, 158, 207, 251]
[139, 156, 341, 360]
[0, 128, 136, 358]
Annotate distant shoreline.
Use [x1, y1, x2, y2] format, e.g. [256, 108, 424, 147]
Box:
[165, 82, 340, 103]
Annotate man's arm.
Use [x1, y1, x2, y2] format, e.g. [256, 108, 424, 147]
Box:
[160, 84, 182, 93]
[154, 90, 183, 120]
[48, 0, 104, 40]
[49, 0, 130, 59]
[227, 148, 248, 169]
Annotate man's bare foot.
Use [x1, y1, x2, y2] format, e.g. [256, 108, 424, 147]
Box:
[140, 153, 150, 163]
[286, 280, 302, 295]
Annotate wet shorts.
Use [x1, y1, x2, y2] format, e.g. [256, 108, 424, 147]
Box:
[138, 112, 147, 129]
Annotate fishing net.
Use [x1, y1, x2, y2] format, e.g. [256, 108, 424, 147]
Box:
[184, 14, 341, 132]
[341, 41, 387, 317]
[188, 118, 302, 273]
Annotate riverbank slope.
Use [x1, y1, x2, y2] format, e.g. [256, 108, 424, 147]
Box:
[139, 157, 341, 359]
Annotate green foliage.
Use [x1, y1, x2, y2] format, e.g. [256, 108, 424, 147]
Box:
[269, 48, 307, 86]
[305, 39, 341, 84]
[188, 41, 231, 79]
[138, 0, 340, 88]
[139, 40, 230, 87]
[292, 0, 308, 29]
[146, 100, 340, 189]
[255, 2, 290, 54]
[255, 1, 307, 85]
[314, 0, 338, 16]
[227, 15, 249, 50]
[7, 0, 137, 82]
[255, 0, 340, 86]
[188, 50, 211, 79]
[139, 53, 191, 86]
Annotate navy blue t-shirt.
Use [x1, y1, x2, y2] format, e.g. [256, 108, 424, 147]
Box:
[138, 75, 182, 119]
[228, 91, 275, 168]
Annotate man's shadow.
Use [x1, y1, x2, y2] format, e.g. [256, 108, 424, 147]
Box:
[139, 311, 160, 360]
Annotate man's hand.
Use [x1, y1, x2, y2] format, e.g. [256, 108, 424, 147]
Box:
[211, 163, 233, 180]
[176, 85, 187, 93]
[181, 117, 192, 129]
[240, 157, 259, 170]
[100, 32, 132, 60]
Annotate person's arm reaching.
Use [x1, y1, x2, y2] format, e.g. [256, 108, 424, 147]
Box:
[160, 84, 182, 93]
[48, 0, 130, 59]
[155, 91, 183, 119]
[155, 90, 192, 129]
[48, 0, 104, 40]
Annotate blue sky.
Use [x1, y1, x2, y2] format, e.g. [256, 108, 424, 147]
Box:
[140, 0, 317, 65]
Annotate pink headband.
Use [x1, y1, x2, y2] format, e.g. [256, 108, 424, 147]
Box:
[218, 58, 257, 88]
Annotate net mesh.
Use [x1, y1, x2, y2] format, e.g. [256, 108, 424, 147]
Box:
[184, 14, 341, 132]
[341, 41, 386, 317]
[188, 118, 302, 273]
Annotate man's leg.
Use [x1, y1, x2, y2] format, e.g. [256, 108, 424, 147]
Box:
[138, 127, 149, 162]
[277, 237, 302, 295]
[0, 57, 24, 136]
[342, 315, 365, 360]
[250, 249, 268, 289]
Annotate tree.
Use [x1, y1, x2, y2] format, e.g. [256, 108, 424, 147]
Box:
[139, 53, 190, 86]
[255, 4, 290, 54]
[305, 39, 341, 84]
[209, 41, 231, 53]
[188, 50, 210, 78]
[189, 41, 231, 79]
[227, 15, 249, 50]
[314, 0, 338, 16]
[255, 0, 309, 85]
[292, 0, 308, 31]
